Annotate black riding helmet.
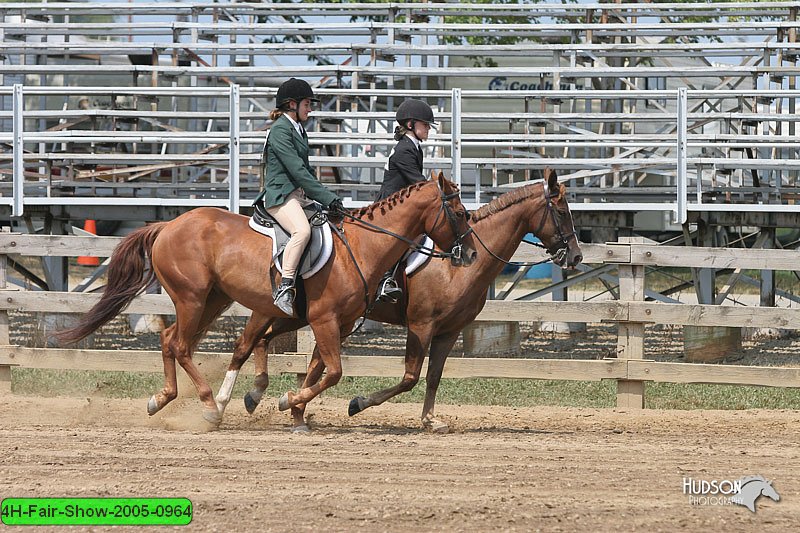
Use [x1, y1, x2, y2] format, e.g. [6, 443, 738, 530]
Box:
[396, 99, 437, 127]
[276, 78, 319, 108]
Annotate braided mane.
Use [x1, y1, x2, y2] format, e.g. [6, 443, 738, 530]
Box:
[471, 183, 545, 223]
[352, 180, 432, 220]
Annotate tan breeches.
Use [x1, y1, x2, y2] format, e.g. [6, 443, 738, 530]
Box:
[266, 188, 312, 280]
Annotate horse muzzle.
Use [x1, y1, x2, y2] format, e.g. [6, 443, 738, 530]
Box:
[551, 245, 582, 268]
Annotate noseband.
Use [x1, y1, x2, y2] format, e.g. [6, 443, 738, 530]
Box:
[432, 188, 473, 265]
[534, 180, 576, 264]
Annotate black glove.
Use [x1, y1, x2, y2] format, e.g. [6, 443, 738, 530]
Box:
[328, 198, 345, 214]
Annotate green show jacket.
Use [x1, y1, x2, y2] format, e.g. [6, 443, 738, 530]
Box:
[255, 114, 338, 209]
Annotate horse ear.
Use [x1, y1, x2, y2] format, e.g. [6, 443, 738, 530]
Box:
[430, 171, 436, 181]
[546, 166, 559, 193]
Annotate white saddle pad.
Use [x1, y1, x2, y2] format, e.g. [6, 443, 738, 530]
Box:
[404, 235, 435, 276]
[248, 217, 334, 279]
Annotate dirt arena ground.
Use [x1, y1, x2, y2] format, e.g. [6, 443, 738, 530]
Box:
[2, 394, 799, 532]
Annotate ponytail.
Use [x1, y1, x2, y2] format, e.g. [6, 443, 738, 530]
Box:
[394, 124, 409, 141]
[269, 108, 284, 121]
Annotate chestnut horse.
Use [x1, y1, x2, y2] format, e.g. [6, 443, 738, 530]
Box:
[230, 168, 582, 432]
[57, 175, 476, 426]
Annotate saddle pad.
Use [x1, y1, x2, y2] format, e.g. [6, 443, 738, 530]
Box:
[248, 217, 333, 279]
[404, 235, 434, 276]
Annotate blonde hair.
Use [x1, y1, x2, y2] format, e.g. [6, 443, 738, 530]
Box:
[394, 124, 410, 141]
[269, 108, 284, 121]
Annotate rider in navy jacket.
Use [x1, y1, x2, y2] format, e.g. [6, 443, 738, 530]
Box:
[377, 99, 437, 301]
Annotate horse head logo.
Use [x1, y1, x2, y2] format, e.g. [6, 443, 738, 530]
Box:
[730, 476, 780, 513]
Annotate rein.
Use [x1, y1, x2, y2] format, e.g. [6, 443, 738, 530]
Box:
[470, 181, 575, 268]
[335, 189, 469, 260]
[330, 183, 471, 337]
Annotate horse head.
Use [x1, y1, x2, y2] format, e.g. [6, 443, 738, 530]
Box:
[534, 167, 582, 268]
[425, 172, 477, 267]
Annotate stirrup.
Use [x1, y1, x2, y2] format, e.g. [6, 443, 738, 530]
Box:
[274, 281, 296, 315]
[378, 277, 402, 303]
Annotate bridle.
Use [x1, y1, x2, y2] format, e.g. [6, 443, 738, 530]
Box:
[533, 179, 576, 266]
[430, 186, 474, 266]
[470, 180, 576, 268]
[336, 182, 473, 265]
[330, 181, 473, 336]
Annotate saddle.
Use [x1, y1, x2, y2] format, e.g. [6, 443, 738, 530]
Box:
[249, 201, 333, 279]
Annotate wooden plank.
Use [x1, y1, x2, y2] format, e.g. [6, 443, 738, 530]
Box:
[0, 291, 251, 317]
[629, 302, 800, 329]
[440, 357, 627, 381]
[510, 243, 625, 265]
[630, 243, 800, 270]
[628, 360, 800, 388]
[477, 300, 625, 323]
[338, 355, 627, 381]
[0, 235, 121, 257]
[0, 346, 307, 375]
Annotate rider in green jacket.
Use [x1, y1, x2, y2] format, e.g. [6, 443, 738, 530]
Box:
[256, 78, 344, 315]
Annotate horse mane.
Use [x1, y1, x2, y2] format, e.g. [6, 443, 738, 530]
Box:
[353, 179, 446, 220]
[471, 183, 540, 223]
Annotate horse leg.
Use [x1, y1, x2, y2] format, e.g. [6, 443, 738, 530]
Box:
[243, 338, 270, 414]
[278, 319, 344, 414]
[421, 333, 459, 434]
[215, 313, 275, 416]
[147, 323, 179, 415]
[167, 292, 230, 425]
[290, 345, 326, 432]
[243, 317, 307, 414]
[348, 323, 434, 418]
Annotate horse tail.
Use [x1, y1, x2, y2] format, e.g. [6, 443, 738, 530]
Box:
[55, 223, 167, 345]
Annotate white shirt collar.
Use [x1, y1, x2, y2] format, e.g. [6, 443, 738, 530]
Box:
[284, 113, 304, 136]
[404, 132, 421, 150]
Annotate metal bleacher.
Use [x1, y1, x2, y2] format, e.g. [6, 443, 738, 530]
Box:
[1, 1, 799, 242]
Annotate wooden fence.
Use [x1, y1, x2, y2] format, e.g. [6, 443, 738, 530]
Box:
[0, 233, 798, 408]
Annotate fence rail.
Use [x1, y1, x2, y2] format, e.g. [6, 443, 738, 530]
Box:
[0, 234, 798, 408]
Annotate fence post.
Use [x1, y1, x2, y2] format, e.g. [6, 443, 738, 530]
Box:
[616, 236, 645, 408]
[0, 240, 11, 392]
[228, 83, 240, 214]
[13, 84, 24, 218]
[675, 87, 687, 225]
[451, 87, 462, 190]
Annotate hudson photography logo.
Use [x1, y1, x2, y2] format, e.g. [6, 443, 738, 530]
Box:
[682, 475, 780, 512]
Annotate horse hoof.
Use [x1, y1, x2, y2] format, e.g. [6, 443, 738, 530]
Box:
[348, 396, 368, 416]
[146, 395, 160, 416]
[244, 392, 260, 414]
[291, 424, 310, 434]
[278, 392, 291, 412]
[202, 409, 222, 426]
